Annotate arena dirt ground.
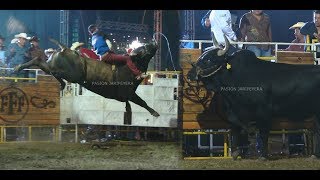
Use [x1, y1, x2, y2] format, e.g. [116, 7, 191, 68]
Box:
[0, 142, 320, 170]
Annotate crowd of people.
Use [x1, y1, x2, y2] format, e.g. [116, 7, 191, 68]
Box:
[0, 23, 148, 81]
[196, 10, 320, 58]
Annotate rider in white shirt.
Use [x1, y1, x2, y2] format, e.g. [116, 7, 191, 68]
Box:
[209, 10, 238, 50]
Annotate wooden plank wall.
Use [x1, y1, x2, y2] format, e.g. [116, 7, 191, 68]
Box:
[180, 48, 314, 130]
[277, 51, 314, 65]
[0, 75, 60, 125]
[180, 48, 229, 130]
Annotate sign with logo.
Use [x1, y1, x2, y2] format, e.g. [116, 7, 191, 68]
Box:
[0, 78, 60, 125]
[0, 86, 29, 123]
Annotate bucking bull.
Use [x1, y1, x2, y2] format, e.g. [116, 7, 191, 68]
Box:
[14, 39, 160, 124]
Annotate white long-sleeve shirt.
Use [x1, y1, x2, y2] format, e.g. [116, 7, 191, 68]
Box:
[209, 10, 237, 47]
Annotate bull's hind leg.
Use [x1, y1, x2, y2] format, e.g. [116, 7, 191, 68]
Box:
[124, 101, 132, 125]
[312, 115, 320, 158]
[231, 126, 242, 160]
[130, 93, 160, 117]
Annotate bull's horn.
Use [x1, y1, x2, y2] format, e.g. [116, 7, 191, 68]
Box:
[49, 38, 66, 51]
[212, 33, 220, 48]
[217, 35, 230, 56]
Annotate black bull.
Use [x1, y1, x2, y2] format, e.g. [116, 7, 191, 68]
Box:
[14, 39, 160, 124]
[187, 36, 320, 160]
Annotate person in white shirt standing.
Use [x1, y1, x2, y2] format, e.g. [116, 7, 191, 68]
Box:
[209, 10, 239, 53]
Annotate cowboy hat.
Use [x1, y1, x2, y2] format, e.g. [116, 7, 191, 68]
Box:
[14, 33, 31, 40]
[45, 48, 55, 53]
[289, 22, 305, 29]
[70, 42, 85, 50]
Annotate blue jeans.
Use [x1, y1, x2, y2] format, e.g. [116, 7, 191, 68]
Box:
[246, 45, 271, 57]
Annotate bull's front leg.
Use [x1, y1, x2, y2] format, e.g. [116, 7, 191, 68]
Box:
[231, 126, 242, 160]
[13, 57, 40, 72]
[256, 128, 269, 160]
[130, 93, 160, 117]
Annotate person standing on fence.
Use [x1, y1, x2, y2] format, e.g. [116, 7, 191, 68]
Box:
[239, 10, 272, 57]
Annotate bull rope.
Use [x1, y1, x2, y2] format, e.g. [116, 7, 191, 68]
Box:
[199, 65, 223, 78]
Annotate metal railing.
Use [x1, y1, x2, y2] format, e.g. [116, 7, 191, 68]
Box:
[180, 39, 320, 63]
[0, 67, 51, 83]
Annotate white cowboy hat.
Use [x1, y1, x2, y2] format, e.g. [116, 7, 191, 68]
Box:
[70, 42, 85, 50]
[45, 48, 55, 53]
[14, 33, 31, 40]
[289, 22, 305, 29]
[11, 38, 19, 44]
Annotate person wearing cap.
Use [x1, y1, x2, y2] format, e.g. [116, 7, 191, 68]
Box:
[5, 33, 31, 79]
[283, 22, 306, 51]
[28, 36, 46, 61]
[88, 24, 147, 80]
[26, 36, 46, 79]
[70, 42, 99, 60]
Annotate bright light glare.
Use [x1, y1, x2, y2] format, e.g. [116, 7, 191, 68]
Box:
[129, 40, 143, 49]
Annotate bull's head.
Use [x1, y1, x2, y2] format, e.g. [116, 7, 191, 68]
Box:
[187, 35, 229, 81]
[130, 41, 158, 72]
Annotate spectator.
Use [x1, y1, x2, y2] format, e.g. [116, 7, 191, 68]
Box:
[239, 10, 272, 57]
[5, 33, 31, 79]
[201, 10, 211, 29]
[0, 35, 6, 77]
[300, 10, 320, 57]
[0, 35, 6, 67]
[180, 34, 194, 49]
[27, 36, 46, 80]
[28, 36, 46, 61]
[283, 22, 305, 51]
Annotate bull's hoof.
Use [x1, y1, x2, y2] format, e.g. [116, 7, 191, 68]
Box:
[151, 111, 160, 117]
[309, 155, 319, 160]
[13, 65, 22, 72]
[232, 150, 241, 160]
[257, 156, 267, 161]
